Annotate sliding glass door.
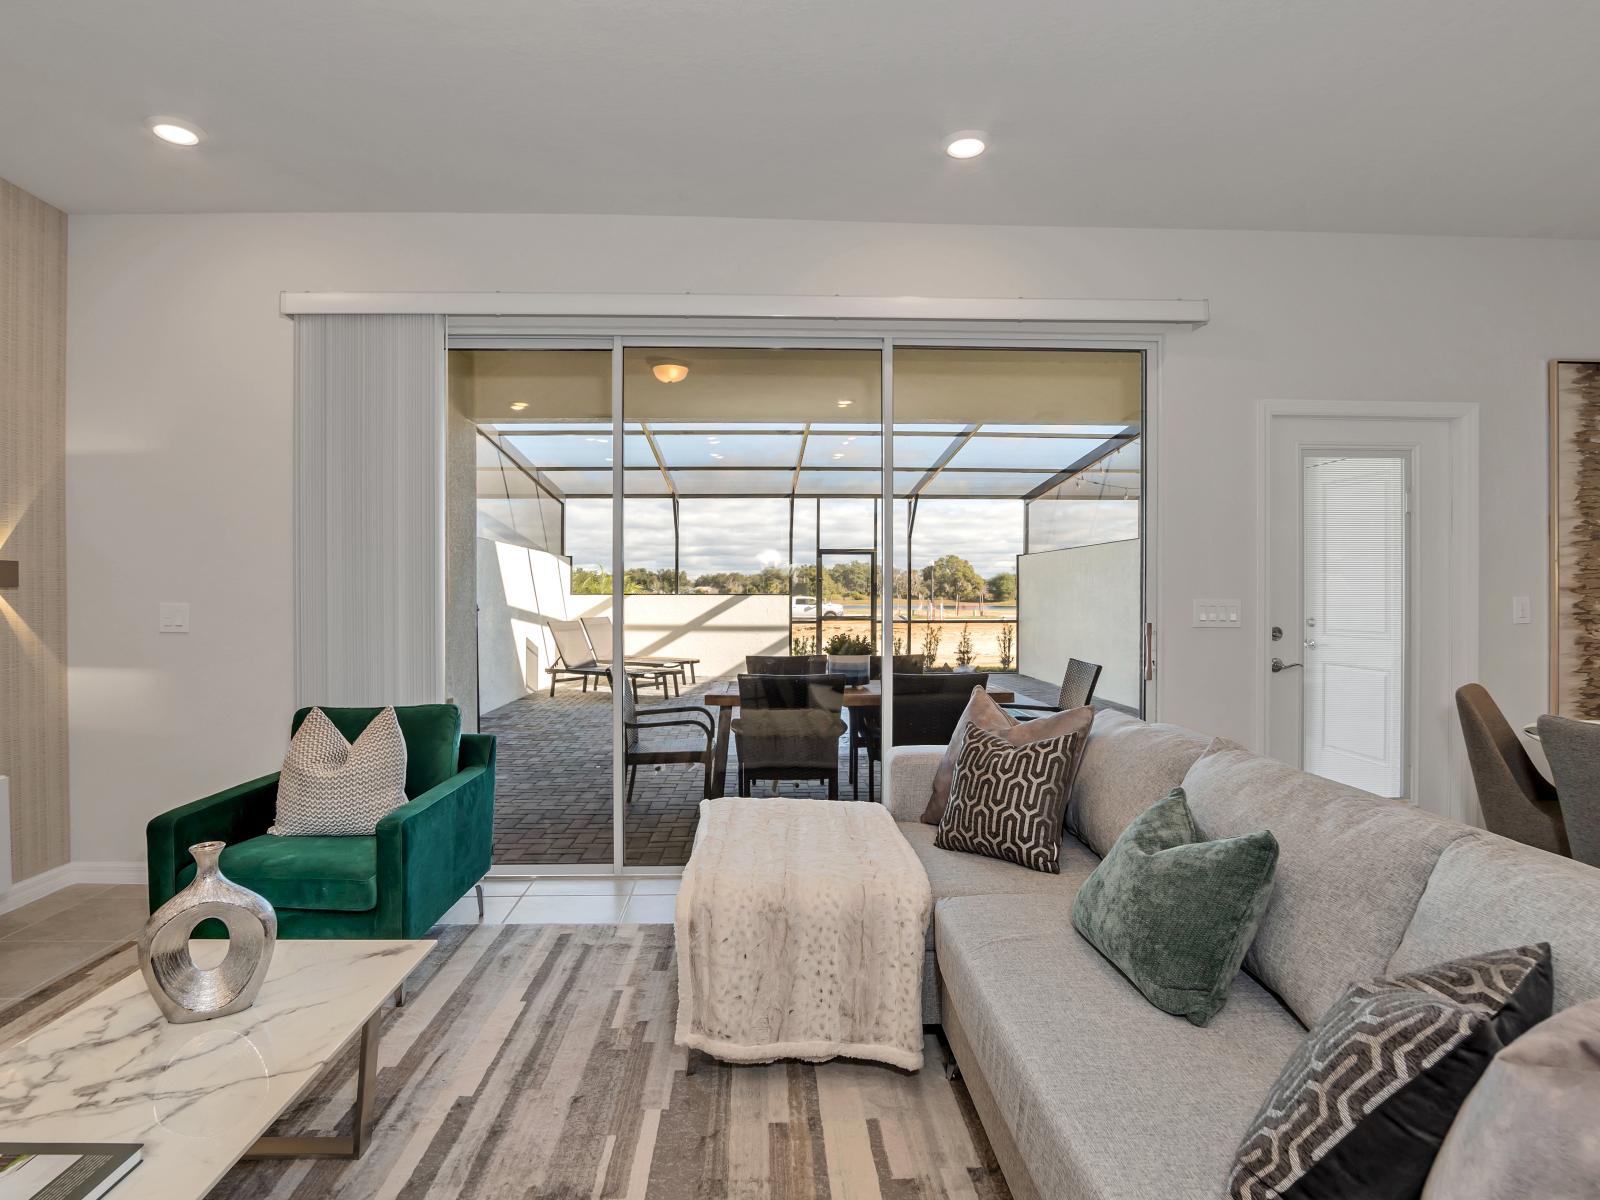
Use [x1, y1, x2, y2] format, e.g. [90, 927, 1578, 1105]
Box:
[892, 347, 1145, 738]
[619, 346, 882, 865]
[451, 336, 1145, 872]
[455, 346, 616, 867]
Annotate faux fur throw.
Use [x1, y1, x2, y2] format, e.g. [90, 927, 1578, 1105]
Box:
[675, 797, 933, 1070]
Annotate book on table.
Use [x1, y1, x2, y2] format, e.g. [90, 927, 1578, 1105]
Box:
[0, 1145, 141, 1200]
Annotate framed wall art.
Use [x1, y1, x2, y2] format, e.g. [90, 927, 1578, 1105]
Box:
[1549, 359, 1600, 715]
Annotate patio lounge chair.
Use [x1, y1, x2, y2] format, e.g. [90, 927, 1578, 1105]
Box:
[581, 615, 700, 686]
[1004, 658, 1101, 720]
[621, 680, 716, 803]
[547, 618, 674, 699]
[746, 654, 826, 675]
[855, 672, 986, 800]
[733, 673, 847, 797]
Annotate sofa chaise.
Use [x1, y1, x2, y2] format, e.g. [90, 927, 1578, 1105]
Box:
[886, 709, 1600, 1200]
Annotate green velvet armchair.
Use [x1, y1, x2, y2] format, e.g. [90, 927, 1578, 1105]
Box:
[146, 704, 496, 939]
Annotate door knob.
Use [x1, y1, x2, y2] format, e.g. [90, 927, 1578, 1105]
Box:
[1304, 639, 1318, 648]
[1271, 658, 1302, 673]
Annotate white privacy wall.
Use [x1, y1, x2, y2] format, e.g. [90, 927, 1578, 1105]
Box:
[65, 212, 1600, 863]
[574, 594, 791, 680]
[476, 538, 575, 712]
[1019, 540, 1142, 709]
[476, 533, 791, 716]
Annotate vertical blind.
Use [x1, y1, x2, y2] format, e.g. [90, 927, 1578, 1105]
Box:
[294, 314, 447, 707]
[1301, 454, 1408, 797]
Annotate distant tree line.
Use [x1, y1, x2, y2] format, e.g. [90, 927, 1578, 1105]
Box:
[573, 556, 1016, 604]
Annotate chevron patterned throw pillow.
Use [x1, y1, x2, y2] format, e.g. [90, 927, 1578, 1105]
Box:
[272, 706, 409, 836]
[1230, 943, 1553, 1200]
[934, 725, 1079, 872]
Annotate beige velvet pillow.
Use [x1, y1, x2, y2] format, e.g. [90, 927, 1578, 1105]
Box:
[1421, 995, 1600, 1199]
[921, 687, 1093, 824]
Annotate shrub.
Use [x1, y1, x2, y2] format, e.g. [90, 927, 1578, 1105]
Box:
[955, 624, 975, 668]
[997, 622, 1015, 670]
[919, 623, 942, 664]
[824, 631, 873, 656]
[791, 632, 815, 656]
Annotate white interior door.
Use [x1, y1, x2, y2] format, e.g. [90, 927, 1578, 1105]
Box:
[1301, 453, 1408, 795]
[1267, 416, 1452, 805]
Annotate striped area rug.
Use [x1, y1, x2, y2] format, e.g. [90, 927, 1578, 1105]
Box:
[11, 925, 1011, 1199]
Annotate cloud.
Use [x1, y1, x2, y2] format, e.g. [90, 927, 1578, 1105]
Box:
[561, 496, 1132, 578]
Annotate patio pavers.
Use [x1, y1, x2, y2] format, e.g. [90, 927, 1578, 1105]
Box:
[480, 672, 1057, 867]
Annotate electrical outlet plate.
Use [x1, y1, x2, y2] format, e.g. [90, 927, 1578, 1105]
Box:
[159, 601, 190, 633]
[1193, 598, 1242, 628]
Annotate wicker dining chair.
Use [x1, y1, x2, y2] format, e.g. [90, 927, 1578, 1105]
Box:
[745, 654, 827, 676]
[1005, 658, 1102, 720]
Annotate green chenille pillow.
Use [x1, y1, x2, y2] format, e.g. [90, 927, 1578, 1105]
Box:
[1072, 787, 1279, 1026]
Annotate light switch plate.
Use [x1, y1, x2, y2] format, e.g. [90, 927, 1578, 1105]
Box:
[1512, 595, 1532, 625]
[1193, 598, 1242, 628]
[159, 602, 190, 633]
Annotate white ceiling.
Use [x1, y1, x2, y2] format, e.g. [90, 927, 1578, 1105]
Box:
[4, 0, 1598, 237]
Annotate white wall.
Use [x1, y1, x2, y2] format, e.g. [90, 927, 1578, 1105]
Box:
[66, 211, 1600, 863]
[475, 538, 575, 712]
[1019, 540, 1141, 708]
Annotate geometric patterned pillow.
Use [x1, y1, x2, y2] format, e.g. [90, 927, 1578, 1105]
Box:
[271, 706, 409, 836]
[934, 725, 1079, 873]
[1229, 944, 1553, 1200]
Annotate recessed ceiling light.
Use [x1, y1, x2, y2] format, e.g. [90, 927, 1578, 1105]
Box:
[509, 401, 529, 412]
[836, 399, 853, 408]
[944, 132, 987, 160]
[650, 359, 689, 384]
[146, 116, 205, 146]
[832, 452, 845, 460]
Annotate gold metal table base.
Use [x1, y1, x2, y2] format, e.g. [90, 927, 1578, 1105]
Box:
[244, 1008, 382, 1160]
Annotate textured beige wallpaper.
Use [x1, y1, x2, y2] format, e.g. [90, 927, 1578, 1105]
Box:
[0, 177, 68, 882]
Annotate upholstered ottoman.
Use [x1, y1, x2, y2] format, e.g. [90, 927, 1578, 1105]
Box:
[674, 796, 933, 1069]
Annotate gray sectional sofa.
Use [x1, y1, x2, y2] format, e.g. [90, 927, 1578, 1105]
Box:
[886, 709, 1600, 1200]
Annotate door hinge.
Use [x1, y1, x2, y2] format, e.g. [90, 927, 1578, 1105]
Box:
[1143, 621, 1156, 680]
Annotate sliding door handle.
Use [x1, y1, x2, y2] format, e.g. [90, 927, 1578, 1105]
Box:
[1271, 658, 1302, 673]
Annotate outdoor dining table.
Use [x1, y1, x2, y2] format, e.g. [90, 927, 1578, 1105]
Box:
[698, 678, 1015, 797]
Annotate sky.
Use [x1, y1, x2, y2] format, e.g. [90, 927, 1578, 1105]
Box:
[561, 497, 1137, 578]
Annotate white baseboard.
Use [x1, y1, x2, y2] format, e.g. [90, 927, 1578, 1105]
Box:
[0, 859, 145, 915]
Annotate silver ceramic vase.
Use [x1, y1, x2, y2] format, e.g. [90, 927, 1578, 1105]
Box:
[138, 840, 278, 1024]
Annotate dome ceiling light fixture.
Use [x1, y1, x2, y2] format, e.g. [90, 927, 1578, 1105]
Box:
[146, 116, 205, 146]
[944, 131, 987, 160]
[650, 358, 690, 384]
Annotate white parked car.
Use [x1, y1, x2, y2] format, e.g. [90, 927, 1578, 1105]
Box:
[791, 595, 845, 619]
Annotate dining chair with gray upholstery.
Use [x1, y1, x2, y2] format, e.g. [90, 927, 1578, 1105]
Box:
[1456, 684, 1569, 856]
[1535, 713, 1600, 867]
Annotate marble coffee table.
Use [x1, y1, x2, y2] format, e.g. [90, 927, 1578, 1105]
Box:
[0, 939, 430, 1200]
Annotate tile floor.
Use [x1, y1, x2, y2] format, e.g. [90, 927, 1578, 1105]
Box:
[438, 875, 682, 926]
[0, 883, 149, 1007]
